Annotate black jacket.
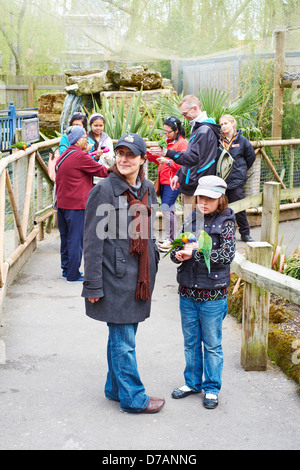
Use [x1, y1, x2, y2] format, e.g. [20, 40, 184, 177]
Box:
[171, 208, 236, 290]
[166, 121, 221, 195]
[223, 130, 256, 190]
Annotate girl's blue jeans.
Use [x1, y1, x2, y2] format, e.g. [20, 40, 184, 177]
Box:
[105, 323, 150, 413]
[179, 296, 228, 395]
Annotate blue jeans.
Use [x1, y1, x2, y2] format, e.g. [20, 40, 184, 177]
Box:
[57, 209, 84, 281]
[105, 323, 150, 413]
[160, 184, 180, 241]
[179, 296, 228, 395]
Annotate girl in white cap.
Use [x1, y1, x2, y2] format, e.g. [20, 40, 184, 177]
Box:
[170, 175, 236, 409]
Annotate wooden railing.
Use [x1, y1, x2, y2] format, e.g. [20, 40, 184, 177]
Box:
[229, 182, 300, 372]
[0, 138, 59, 325]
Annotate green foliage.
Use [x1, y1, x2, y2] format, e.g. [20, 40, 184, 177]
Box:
[152, 85, 264, 139]
[283, 246, 300, 280]
[85, 90, 162, 141]
[282, 89, 300, 140]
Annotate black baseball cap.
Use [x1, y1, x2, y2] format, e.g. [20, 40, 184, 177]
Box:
[115, 133, 147, 156]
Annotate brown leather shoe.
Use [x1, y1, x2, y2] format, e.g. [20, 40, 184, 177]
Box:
[141, 397, 165, 413]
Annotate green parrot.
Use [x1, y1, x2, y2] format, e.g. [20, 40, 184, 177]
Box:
[163, 232, 197, 258]
[198, 230, 213, 273]
[10, 142, 31, 150]
[158, 136, 167, 151]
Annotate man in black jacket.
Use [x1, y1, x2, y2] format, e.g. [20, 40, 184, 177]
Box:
[151, 95, 220, 219]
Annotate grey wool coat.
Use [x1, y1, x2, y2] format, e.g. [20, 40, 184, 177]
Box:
[81, 172, 160, 324]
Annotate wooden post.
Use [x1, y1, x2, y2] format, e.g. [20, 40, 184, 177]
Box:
[260, 182, 281, 246]
[272, 27, 286, 153]
[5, 169, 26, 244]
[27, 81, 35, 108]
[22, 153, 35, 237]
[241, 242, 273, 371]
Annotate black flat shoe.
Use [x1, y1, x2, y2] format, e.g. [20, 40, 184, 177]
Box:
[241, 234, 255, 242]
[171, 388, 200, 399]
[203, 393, 218, 409]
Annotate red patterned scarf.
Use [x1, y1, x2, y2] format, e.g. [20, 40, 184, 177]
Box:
[108, 164, 152, 301]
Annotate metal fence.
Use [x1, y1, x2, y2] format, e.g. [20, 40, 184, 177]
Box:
[0, 103, 38, 151]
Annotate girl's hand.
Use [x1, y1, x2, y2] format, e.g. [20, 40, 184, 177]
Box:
[95, 148, 103, 161]
[176, 250, 193, 262]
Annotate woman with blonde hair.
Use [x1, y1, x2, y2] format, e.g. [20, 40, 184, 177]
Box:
[219, 114, 256, 242]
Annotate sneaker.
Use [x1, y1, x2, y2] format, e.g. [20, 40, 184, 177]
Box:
[62, 271, 83, 279]
[203, 393, 218, 409]
[158, 239, 173, 251]
[67, 276, 84, 283]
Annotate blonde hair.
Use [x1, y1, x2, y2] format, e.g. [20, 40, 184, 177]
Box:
[179, 94, 201, 110]
[219, 114, 237, 131]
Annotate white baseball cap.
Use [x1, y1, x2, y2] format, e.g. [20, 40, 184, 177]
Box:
[194, 175, 227, 199]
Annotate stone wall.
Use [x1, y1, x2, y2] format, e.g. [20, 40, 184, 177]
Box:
[37, 66, 176, 132]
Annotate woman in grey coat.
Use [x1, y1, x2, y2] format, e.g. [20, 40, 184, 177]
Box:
[82, 133, 165, 414]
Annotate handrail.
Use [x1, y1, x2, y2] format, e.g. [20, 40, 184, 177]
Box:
[0, 138, 59, 321]
[232, 251, 300, 305]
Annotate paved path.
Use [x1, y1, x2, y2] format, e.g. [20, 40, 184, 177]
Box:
[0, 222, 299, 451]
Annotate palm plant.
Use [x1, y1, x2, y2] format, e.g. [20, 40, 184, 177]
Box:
[86, 90, 162, 141]
[152, 85, 264, 139]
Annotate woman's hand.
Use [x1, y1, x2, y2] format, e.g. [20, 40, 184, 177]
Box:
[157, 156, 169, 165]
[88, 298, 99, 303]
[149, 147, 167, 158]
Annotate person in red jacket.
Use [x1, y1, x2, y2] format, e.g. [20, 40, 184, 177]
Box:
[147, 117, 188, 251]
[56, 126, 108, 282]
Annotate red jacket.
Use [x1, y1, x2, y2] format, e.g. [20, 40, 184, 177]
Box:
[147, 136, 188, 185]
[56, 145, 108, 210]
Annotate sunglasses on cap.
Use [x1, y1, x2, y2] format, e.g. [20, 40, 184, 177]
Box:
[165, 116, 179, 124]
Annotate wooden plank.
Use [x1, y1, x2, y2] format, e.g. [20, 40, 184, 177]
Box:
[261, 182, 281, 245]
[229, 193, 263, 214]
[232, 251, 300, 305]
[281, 187, 300, 200]
[260, 147, 286, 189]
[272, 28, 286, 144]
[250, 139, 300, 147]
[5, 169, 26, 244]
[22, 153, 35, 237]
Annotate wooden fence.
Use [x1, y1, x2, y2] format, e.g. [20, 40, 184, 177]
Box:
[230, 182, 300, 371]
[0, 138, 59, 337]
[0, 75, 65, 109]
